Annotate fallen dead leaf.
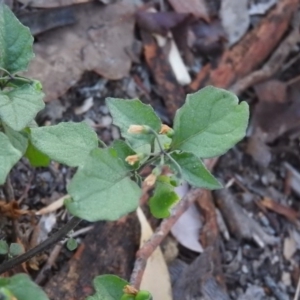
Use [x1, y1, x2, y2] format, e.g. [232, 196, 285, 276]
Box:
[23, 1, 135, 102]
[36, 195, 69, 215]
[137, 207, 172, 300]
[171, 182, 203, 252]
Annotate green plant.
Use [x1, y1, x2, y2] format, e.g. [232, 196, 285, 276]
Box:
[0, 4, 249, 300]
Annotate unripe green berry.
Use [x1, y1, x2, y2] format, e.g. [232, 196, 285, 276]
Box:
[135, 290, 152, 300]
[120, 293, 135, 300]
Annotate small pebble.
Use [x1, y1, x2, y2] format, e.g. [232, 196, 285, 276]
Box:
[101, 115, 112, 127]
[242, 265, 249, 274]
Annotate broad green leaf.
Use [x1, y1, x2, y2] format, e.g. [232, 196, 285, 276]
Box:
[169, 151, 222, 189]
[149, 176, 179, 219]
[66, 148, 141, 221]
[106, 98, 161, 152]
[0, 132, 22, 185]
[66, 238, 78, 251]
[171, 86, 249, 158]
[87, 275, 128, 300]
[3, 124, 28, 154]
[0, 240, 8, 255]
[0, 4, 34, 73]
[30, 122, 98, 167]
[110, 140, 139, 170]
[25, 140, 50, 167]
[0, 274, 49, 300]
[9, 243, 24, 257]
[0, 84, 45, 131]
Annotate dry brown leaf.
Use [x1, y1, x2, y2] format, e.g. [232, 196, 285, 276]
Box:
[36, 195, 69, 215]
[0, 201, 30, 219]
[261, 197, 299, 223]
[137, 207, 172, 300]
[167, 0, 210, 21]
[23, 1, 135, 102]
[18, 0, 91, 8]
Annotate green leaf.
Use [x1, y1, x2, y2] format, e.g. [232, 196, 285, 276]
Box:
[9, 243, 24, 257]
[30, 122, 98, 167]
[66, 148, 141, 222]
[0, 132, 22, 185]
[149, 176, 179, 219]
[169, 151, 222, 189]
[87, 275, 128, 300]
[66, 238, 78, 251]
[110, 140, 138, 170]
[106, 98, 161, 152]
[0, 240, 8, 255]
[0, 84, 45, 131]
[0, 4, 34, 73]
[171, 86, 249, 158]
[2, 124, 28, 155]
[0, 274, 49, 300]
[25, 140, 50, 167]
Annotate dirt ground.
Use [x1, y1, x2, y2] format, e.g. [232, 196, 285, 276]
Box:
[1, 0, 300, 299]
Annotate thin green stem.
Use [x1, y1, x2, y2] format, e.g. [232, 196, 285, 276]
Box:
[0, 217, 81, 274]
[0, 67, 11, 76]
[146, 127, 183, 178]
[165, 152, 183, 179]
[98, 139, 107, 148]
[147, 127, 164, 153]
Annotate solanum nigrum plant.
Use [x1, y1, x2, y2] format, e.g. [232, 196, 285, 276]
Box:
[0, 4, 249, 299]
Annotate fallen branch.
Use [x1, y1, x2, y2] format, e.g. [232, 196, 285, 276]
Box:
[189, 0, 298, 91]
[230, 26, 300, 95]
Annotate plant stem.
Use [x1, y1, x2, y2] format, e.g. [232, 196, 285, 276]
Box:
[0, 67, 11, 76]
[147, 127, 183, 177]
[0, 217, 81, 274]
[130, 189, 204, 288]
[165, 152, 182, 178]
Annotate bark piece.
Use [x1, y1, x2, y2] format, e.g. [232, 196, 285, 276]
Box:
[215, 189, 279, 247]
[44, 213, 140, 300]
[172, 250, 230, 300]
[189, 0, 298, 91]
[197, 191, 227, 290]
